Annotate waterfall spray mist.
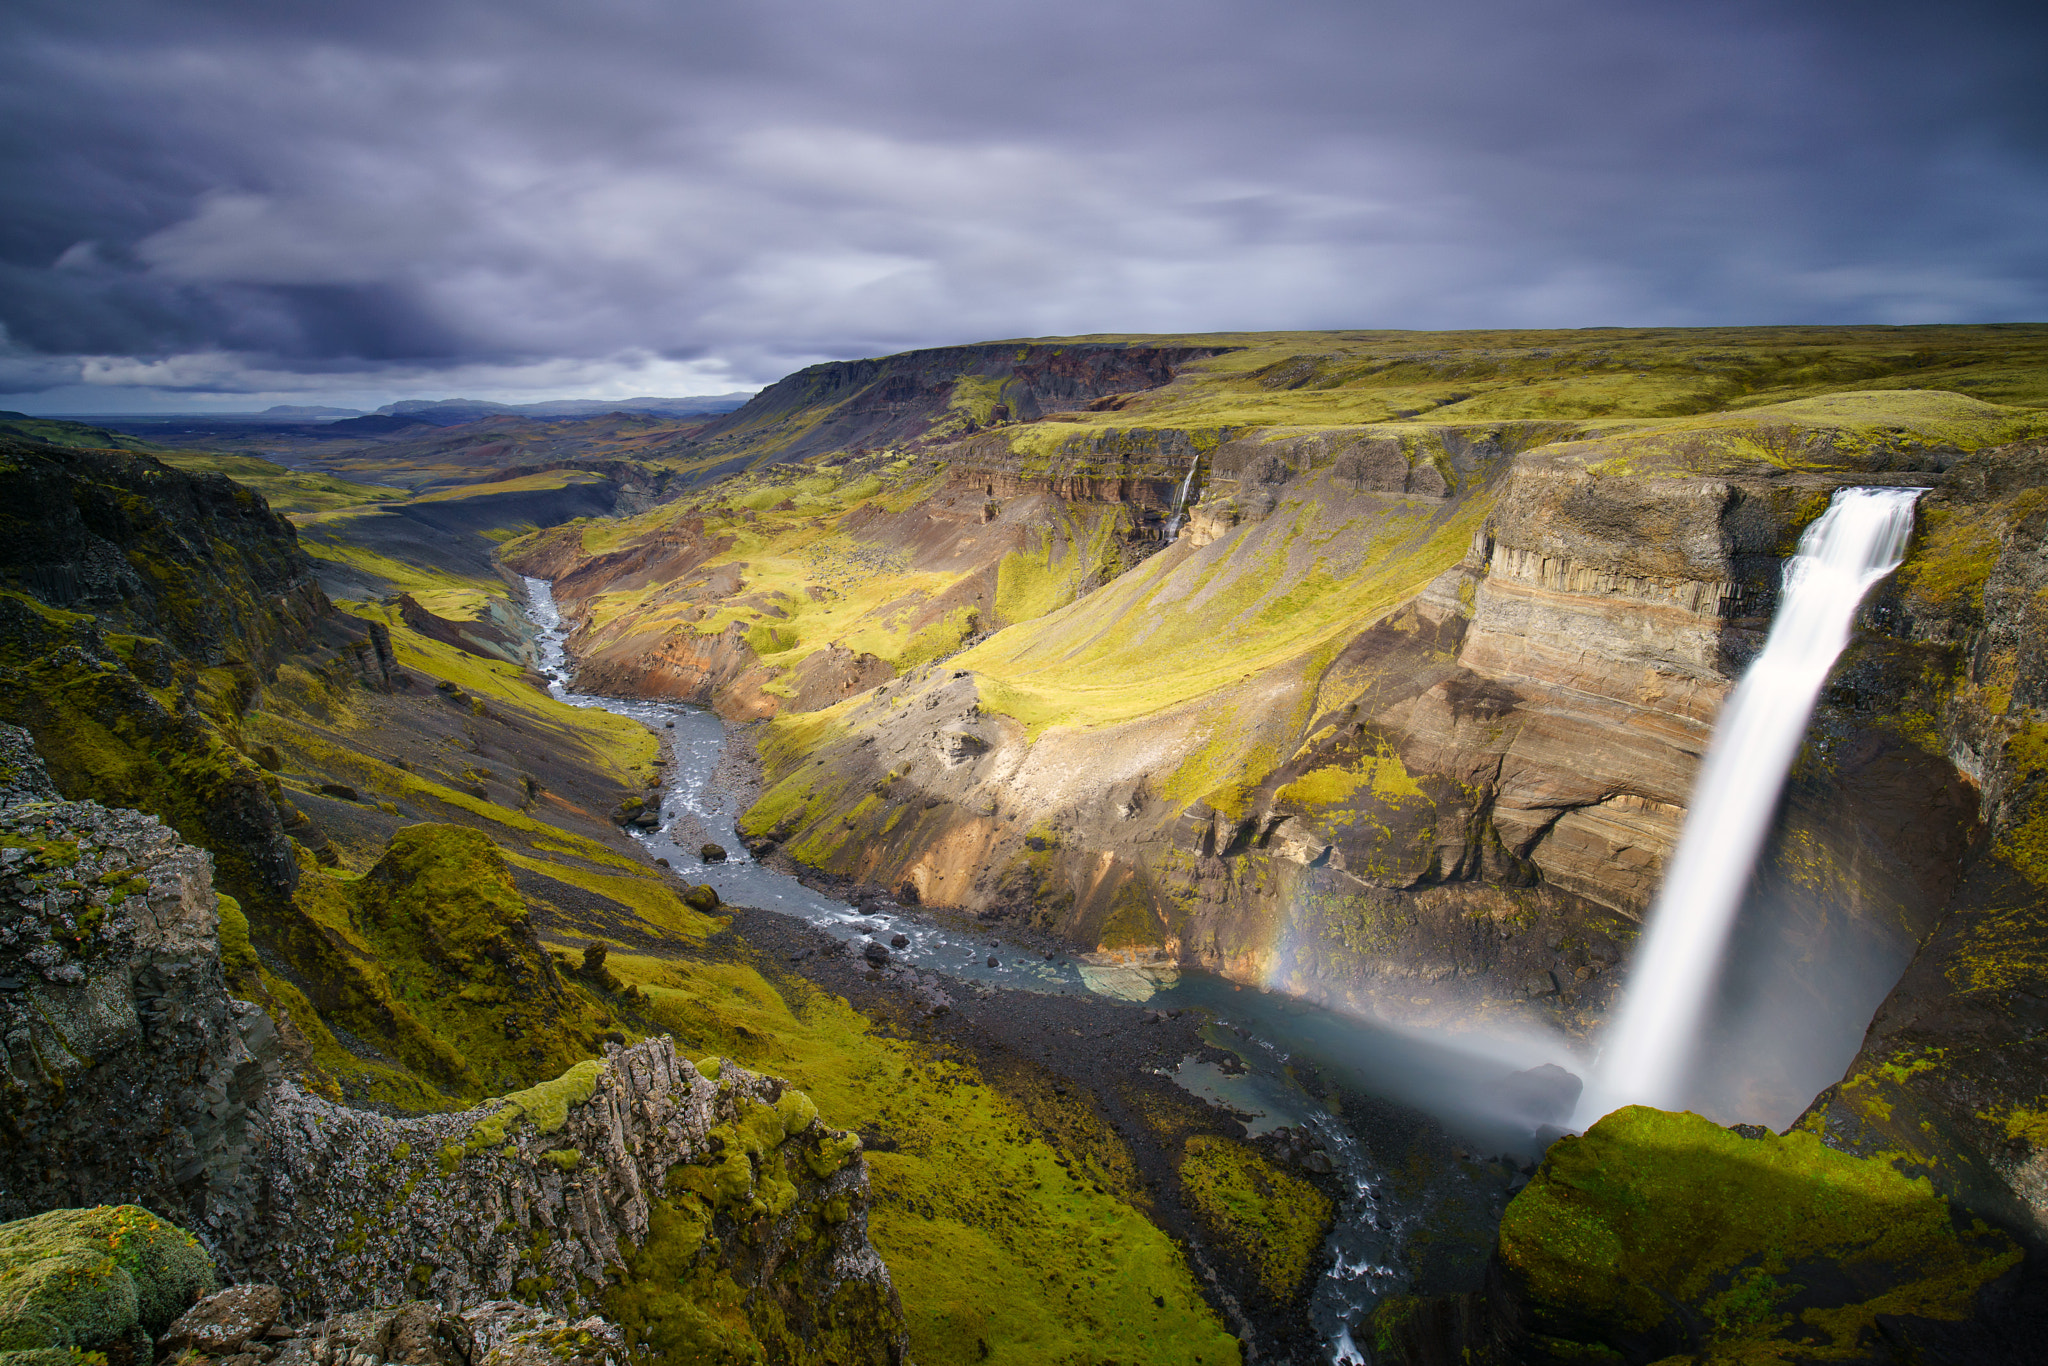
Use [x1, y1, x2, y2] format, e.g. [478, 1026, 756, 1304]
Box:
[1577, 486, 1924, 1125]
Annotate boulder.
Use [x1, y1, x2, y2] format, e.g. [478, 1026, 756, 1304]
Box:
[1492, 1063, 1583, 1130]
[158, 1283, 286, 1356]
[699, 842, 728, 863]
[1482, 1107, 2020, 1361]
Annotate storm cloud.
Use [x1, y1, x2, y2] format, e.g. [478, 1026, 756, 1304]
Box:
[4, 0, 2045, 409]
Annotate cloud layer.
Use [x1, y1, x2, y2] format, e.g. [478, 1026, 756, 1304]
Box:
[4, 0, 2045, 408]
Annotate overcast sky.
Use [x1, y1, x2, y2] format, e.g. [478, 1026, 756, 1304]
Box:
[4, 0, 2044, 412]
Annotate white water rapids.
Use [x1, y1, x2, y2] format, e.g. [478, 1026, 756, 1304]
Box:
[1577, 485, 1925, 1124]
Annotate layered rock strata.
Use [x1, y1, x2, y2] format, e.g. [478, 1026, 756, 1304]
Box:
[715, 434, 1985, 1129]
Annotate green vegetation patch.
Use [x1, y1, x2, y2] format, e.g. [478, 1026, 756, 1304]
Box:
[149, 450, 399, 516]
[963, 476, 1493, 739]
[1177, 1136, 1333, 1301]
[0, 1206, 215, 1360]
[1499, 1106, 2020, 1358]
[347, 826, 634, 1097]
[610, 956, 1240, 1366]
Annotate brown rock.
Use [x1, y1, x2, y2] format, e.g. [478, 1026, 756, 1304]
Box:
[160, 1284, 285, 1356]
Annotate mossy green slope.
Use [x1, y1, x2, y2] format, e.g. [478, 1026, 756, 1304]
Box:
[506, 449, 1146, 716]
[1177, 1136, 1332, 1302]
[611, 958, 1241, 1366]
[0, 439, 695, 1111]
[960, 469, 1491, 741]
[1496, 1108, 2017, 1362]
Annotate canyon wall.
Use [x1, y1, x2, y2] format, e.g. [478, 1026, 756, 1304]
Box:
[719, 432, 1973, 1106]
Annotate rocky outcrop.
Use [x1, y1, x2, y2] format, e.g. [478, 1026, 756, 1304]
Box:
[0, 738, 277, 1246]
[0, 1210, 629, 1366]
[251, 1039, 906, 1363]
[1368, 1107, 2027, 1364]
[0, 739, 910, 1364]
[0, 439, 328, 668]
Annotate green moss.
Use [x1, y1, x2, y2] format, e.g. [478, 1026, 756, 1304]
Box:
[612, 958, 1241, 1366]
[1095, 877, 1165, 951]
[0, 1207, 215, 1359]
[209, 891, 257, 980]
[1499, 1107, 2020, 1357]
[1177, 1136, 1332, 1301]
[468, 1059, 607, 1151]
[1275, 752, 1424, 808]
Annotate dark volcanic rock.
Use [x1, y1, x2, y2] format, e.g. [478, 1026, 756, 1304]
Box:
[0, 438, 328, 665]
[1492, 1063, 1583, 1130]
[0, 735, 279, 1248]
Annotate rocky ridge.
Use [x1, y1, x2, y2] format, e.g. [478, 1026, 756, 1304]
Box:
[0, 731, 911, 1364]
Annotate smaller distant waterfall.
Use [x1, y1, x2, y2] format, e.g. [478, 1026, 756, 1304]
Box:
[1577, 486, 1924, 1124]
[1162, 456, 1200, 541]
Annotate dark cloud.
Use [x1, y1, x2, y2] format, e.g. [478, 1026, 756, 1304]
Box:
[3, 0, 2044, 409]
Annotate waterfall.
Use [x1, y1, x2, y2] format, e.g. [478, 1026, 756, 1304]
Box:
[1576, 486, 1924, 1124]
[1162, 455, 1200, 541]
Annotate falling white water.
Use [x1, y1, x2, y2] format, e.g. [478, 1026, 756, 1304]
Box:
[1577, 486, 1925, 1124]
[1162, 455, 1200, 540]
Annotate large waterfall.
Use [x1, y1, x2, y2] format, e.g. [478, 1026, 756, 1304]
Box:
[1577, 486, 1925, 1123]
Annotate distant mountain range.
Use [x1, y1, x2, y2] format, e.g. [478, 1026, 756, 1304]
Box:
[369, 394, 755, 425]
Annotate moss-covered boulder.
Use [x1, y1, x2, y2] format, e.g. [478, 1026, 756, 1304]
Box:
[0, 1206, 216, 1364]
[1493, 1107, 2020, 1363]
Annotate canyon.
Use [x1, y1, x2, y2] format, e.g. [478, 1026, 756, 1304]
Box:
[6, 325, 2048, 1364]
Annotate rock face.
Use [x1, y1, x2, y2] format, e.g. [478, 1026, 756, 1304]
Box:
[1791, 443, 2048, 1248]
[250, 1040, 906, 1365]
[0, 736, 277, 1246]
[0, 739, 910, 1365]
